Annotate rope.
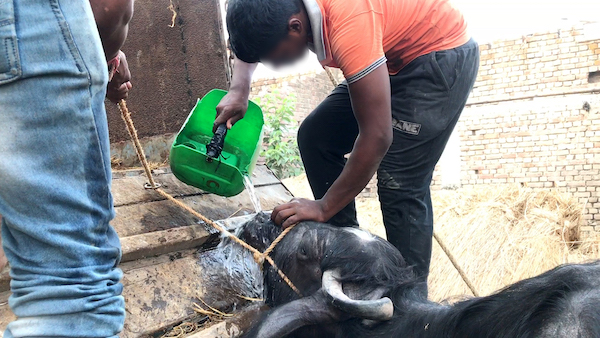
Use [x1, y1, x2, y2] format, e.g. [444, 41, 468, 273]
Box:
[324, 67, 338, 87]
[261, 223, 298, 259]
[433, 232, 479, 297]
[117, 99, 301, 297]
[118, 100, 158, 189]
[154, 189, 256, 254]
[157, 188, 301, 295]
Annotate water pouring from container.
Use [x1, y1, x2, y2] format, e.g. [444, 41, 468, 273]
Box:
[243, 175, 262, 213]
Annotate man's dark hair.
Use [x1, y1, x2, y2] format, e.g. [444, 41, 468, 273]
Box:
[227, 0, 303, 63]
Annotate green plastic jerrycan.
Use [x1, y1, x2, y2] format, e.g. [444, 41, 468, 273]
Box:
[170, 89, 264, 197]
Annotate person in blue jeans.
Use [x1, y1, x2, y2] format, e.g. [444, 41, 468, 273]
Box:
[0, 0, 133, 336]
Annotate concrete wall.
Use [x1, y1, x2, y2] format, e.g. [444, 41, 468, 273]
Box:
[106, 0, 229, 143]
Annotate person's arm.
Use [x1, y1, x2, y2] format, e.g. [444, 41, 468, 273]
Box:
[90, 0, 134, 60]
[272, 64, 392, 228]
[214, 57, 258, 131]
[90, 0, 134, 103]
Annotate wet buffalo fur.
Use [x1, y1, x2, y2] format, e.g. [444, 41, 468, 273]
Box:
[238, 213, 600, 338]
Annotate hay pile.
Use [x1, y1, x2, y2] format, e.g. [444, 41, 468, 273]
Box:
[429, 185, 599, 301]
[282, 174, 600, 302]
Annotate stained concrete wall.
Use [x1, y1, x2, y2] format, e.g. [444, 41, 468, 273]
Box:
[106, 0, 229, 143]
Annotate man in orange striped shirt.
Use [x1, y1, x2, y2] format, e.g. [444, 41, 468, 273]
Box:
[218, 0, 479, 294]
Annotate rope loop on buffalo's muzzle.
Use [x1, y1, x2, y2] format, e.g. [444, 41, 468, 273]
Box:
[117, 99, 302, 297]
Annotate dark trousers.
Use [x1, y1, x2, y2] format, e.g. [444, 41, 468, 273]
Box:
[297, 39, 480, 292]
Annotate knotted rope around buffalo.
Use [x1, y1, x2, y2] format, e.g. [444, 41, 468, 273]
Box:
[117, 100, 301, 297]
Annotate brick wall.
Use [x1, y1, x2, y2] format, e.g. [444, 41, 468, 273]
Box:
[436, 25, 600, 231]
[456, 94, 600, 235]
[250, 69, 344, 123]
[471, 28, 599, 103]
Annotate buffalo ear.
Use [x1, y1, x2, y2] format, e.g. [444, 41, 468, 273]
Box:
[243, 290, 344, 338]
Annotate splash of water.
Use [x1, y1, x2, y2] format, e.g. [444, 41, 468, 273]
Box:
[243, 175, 262, 213]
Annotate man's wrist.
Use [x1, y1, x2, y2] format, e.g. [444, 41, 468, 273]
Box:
[316, 198, 336, 222]
[229, 83, 251, 97]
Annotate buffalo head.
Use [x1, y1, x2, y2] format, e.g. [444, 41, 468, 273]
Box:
[237, 213, 416, 337]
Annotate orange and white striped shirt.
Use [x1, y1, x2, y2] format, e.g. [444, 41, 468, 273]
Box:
[304, 0, 470, 83]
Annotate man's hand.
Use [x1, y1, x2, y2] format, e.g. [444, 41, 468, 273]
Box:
[271, 198, 328, 229]
[213, 57, 257, 132]
[214, 90, 248, 131]
[106, 51, 132, 103]
[90, 0, 134, 102]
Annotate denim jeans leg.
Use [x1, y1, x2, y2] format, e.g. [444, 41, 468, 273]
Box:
[0, 1, 125, 337]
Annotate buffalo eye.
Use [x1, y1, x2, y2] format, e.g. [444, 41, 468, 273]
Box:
[298, 246, 309, 261]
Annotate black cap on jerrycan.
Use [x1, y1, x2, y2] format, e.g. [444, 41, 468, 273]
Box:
[206, 124, 228, 162]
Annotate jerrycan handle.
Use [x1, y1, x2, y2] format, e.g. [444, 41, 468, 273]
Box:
[206, 124, 228, 162]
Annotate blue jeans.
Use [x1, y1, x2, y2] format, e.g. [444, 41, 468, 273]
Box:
[0, 1, 125, 337]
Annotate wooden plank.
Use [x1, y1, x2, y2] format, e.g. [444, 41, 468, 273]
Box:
[112, 173, 203, 208]
[186, 321, 241, 338]
[119, 248, 264, 338]
[0, 214, 255, 293]
[0, 251, 215, 338]
[0, 227, 216, 294]
[249, 165, 282, 187]
[0, 163, 287, 336]
[120, 224, 215, 263]
[112, 184, 292, 238]
[0, 226, 262, 337]
[112, 165, 281, 207]
[119, 250, 207, 338]
[185, 304, 263, 338]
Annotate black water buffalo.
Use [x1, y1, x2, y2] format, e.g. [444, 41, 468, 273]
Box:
[237, 213, 600, 338]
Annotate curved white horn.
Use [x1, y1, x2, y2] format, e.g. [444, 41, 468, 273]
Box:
[322, 270, 394, 321]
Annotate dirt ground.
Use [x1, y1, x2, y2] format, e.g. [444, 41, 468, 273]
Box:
[282, 174, 600, 302]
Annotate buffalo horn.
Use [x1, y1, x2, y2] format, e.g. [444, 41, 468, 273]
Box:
[321, 270, 394, 321]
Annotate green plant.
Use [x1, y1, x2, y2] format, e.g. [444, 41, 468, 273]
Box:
[255, 90, 304, 179]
